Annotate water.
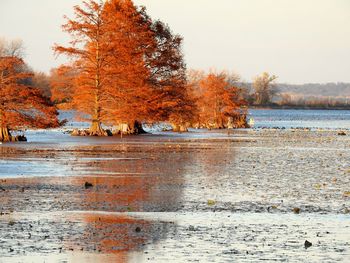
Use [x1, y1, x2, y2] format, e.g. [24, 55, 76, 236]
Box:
[0, 110, 350, 262]
[58, 109, 350, 131]
[249, 109, 350, 129]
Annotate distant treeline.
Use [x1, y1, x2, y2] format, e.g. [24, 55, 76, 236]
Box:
[239, 82, 350, 109]
[278, 83, 350, 97]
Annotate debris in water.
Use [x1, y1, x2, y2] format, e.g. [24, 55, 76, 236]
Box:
[188, 225, 196, 231]
[343, 191, 350, 197]
[84, 182, 93, 189]
[207, 200, 216, 206]
[293, 207, 301, 214]
[304, 240, 312, 249]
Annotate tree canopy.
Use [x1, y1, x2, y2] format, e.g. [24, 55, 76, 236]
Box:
[0, 39, 60, 142]
[54, 0, 191, 135]
[188, 70, 248, 129]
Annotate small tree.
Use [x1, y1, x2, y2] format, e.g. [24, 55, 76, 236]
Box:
[253, 72, 278, 105]
[0, 42, 60, 142]
[189, 71, 247, 129]
[0, 38, 24, 58]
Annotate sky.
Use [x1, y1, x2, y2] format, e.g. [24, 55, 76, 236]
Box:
[0, 0, 349, 84]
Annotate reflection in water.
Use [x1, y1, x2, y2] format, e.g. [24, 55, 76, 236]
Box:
[180, 140, 239, 204]
[189, 141, 237, 179]
[0, 140, 198, 260]
[0, 211, 173, 263]
[68, 213, 150, 262]
[1, 130, 350, 262]
[67, 144, 190, 212]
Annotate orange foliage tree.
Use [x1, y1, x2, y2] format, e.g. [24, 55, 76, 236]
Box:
[50, 65, 77, 109]
[54, 0, 191, 136]
[188, 71, 248, 129]
[54, 0, 111, 136]
[0, 56, 60, 142]
[100, 0, 157, 134]
[147, 20, 194, 132]
[31, 71, 51, 99]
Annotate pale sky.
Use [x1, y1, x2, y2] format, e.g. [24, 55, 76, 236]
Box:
[1, 0, 349, 84]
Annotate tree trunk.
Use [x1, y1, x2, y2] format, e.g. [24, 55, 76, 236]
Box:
[113, 121, 146, 135]
[0, 127, 26, 142]
[172, 123, 188, 132]
[226, 117, 234, 129]
[229, 114, 249, 128]
[0, 126, 11, 142]
[89, 119, 108, 136]
[216, 117, 225, 129]
[71, 116, 112, 137]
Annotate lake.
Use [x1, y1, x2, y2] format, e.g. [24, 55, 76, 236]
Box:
[0, 109, 349, 262]
[60, 109, 350, 131]
[249, 109, 350, 129]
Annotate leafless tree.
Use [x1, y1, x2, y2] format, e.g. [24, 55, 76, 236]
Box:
[0, 38, 25, 58]
[253, 72, 278, 105]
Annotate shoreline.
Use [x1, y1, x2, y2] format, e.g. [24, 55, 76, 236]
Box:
[249, 105, 350, 110]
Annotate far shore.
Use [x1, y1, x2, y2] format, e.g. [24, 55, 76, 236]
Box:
[250, 105, 350, 110]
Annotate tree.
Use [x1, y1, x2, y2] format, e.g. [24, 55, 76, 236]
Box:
[54, 0, 111, 136]
[100, 0, 157, 134]
[0, 40, 60, 142]
[188, 71, 247, 129]
[55, 0, 189, 135]
[50, 65, 77, 108]
[253, 72, 278, 105]
[146, 21, 193, 132]
[0, 38, 24, 58]
[31, 71, 52, 99]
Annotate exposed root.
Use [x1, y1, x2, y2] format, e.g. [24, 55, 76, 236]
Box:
[71, 121, 147, 137]
[113, 121, 146, 135]
[172, 124, 188, 132]
[0, 127, 27, 143]
[89, 120, 109, 136]
[71, 120, 112, 137]
[190, 114, 249, 130]
[71, 129, 112, 137]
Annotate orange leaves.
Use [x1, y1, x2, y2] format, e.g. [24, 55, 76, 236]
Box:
[50, 65, 77, 108]
[54, 0, 189, 130]
[54, 0, 109, 126]
[188, 71, 247, 128]
[0, 56, 59, 130]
